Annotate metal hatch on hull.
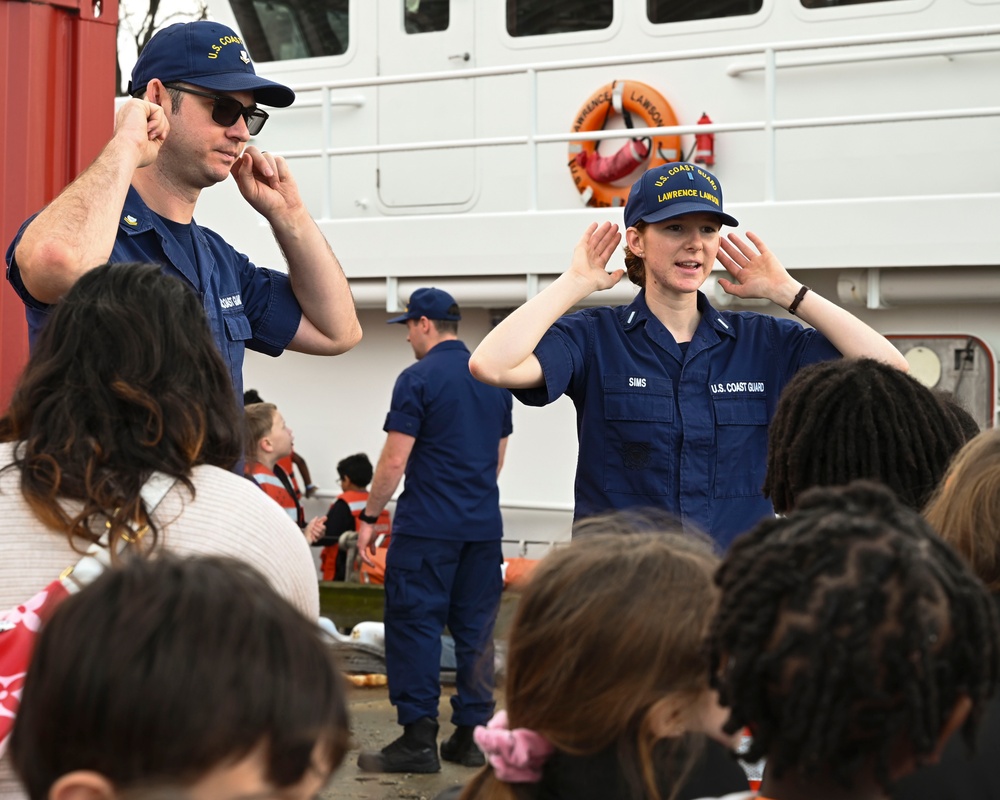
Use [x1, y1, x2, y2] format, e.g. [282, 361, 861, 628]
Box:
[889, 334, 996, 431]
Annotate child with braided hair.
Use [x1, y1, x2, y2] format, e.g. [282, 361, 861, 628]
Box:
[763, 358, 967, 514]
[931, 389, 981, 445]
[706, 481, 1000, 800]
[449, 511, 751, 800]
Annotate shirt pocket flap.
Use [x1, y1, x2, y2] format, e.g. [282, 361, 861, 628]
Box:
[223, 310, 253, 342]
[713, 395, 769, 425]
[604, 376, 673, 422]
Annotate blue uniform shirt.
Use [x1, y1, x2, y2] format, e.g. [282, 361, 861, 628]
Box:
[513, 290, 841, 548]
[5, 186, 302, 400]
[385, 339, 514, 541]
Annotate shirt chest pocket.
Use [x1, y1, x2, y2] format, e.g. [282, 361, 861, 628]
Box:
[223, 308, 252, 343]
[713, 394, 769, 499]
[603, 377, 674, 496]
[218, 307, 252, 386]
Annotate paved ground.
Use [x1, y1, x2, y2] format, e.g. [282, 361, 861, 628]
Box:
[325, 681, 765, 799]
[320, 585, 519, 798]
[324, 684, 488, 800]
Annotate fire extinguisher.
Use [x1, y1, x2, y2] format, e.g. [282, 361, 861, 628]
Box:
[693, 112, 715, 167]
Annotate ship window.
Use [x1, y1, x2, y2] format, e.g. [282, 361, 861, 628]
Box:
[230, 0, 348, 61]
[647, 0, 762, 23]
[800, 0, 900, 7]
[405, 0, 450, 33]
[506, 0, 613, 37]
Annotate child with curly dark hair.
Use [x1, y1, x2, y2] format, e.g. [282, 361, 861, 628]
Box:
[706, 481, 1000, 800]
[763, 358, 967, 514]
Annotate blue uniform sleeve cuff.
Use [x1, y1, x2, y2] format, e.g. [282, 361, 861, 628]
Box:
[5, 216, 50, 311]
[512, 330, 573, 407]
[384, 409, 421, 437]
[807, 331, 843, 362]
[246, 268, 301, 356]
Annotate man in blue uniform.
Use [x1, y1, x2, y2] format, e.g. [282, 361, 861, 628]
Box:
[6, 21, 361, 400]
[355, 288, 513, 773]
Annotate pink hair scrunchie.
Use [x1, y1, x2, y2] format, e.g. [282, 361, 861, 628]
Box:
[473, 710, 555, 783]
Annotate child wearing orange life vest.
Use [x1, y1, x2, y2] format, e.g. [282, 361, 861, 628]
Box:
[243, 389, 318, 500]
[244, 402, 326, 543]
[275, 450, 317, 498]
[317, 453, 391, 582]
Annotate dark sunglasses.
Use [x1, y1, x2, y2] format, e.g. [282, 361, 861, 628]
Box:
[164, 83, 269, 135]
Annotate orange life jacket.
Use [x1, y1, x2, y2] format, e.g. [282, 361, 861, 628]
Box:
[321, 490, 391, 581]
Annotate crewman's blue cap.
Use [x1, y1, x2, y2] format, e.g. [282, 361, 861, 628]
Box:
[127, 21, 295, 108]
[624, 163, 739, 229]
[386, 288, 462, 324]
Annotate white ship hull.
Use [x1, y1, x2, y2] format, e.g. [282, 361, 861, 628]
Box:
[197, 0, 1000, 550]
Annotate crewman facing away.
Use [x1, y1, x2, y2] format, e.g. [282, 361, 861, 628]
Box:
[356, 288, 513, 773]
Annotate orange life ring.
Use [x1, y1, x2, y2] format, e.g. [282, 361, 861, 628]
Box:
[568, 80, 681, 208]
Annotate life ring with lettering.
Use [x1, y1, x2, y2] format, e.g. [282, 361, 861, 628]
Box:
[568, 80, 681, 208]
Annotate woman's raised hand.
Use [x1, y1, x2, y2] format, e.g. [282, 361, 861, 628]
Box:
[569, 221, 625, 293]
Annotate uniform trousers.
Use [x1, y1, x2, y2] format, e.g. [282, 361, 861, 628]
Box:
[384, 534, 503, 726]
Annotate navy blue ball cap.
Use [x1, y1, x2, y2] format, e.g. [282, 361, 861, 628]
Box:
[386, 288, 462, 324]
[127, 21, 295, 108]
[624, 163, 739, 229]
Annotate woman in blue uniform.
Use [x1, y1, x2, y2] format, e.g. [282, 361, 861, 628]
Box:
[469, 163, 908, 548]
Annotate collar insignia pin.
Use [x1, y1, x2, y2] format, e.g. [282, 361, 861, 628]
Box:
[123, 215, 138, 227]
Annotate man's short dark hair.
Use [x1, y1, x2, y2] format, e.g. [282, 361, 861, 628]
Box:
[337, 453, 374, 487]
[429, 303, 461, 336]
[10, 555, 350, 799]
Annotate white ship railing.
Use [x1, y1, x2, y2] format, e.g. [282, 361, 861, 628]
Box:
[312, 488, 572, 514]
[272, 24, 1000, 216]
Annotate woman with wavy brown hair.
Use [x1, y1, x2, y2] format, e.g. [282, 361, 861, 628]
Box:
[920, 427, 1000, 593]
[0, 263, 318, 799]
[891, 428, 1000, 800]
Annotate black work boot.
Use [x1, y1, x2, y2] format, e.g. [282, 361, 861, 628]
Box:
[357, 717, 440, 773]
[440, 724, 486, 767]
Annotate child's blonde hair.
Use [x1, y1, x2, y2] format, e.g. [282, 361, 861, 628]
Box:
[243, 402, 277, 461]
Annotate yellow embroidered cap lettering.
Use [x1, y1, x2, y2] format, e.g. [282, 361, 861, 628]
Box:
[124, 21, 295, 108]
[624, 162, 739, 229]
